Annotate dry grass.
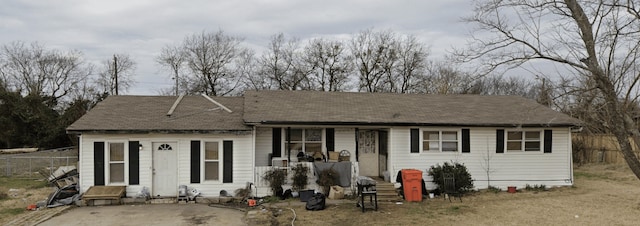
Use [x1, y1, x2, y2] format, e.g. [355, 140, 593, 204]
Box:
[2, 163, 640, 226]
[0, 178, 55, 225]
[249, 163, 640, 226]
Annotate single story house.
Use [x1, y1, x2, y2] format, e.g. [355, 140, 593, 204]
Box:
[67, 90, 581, 198]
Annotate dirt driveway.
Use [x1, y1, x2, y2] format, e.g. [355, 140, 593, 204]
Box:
[38, 204, 245, 226]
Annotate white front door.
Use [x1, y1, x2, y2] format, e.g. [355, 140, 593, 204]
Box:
[358, 130, 379, 177]
[153, 142, 177, 197]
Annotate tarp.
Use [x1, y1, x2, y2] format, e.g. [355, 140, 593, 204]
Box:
[313, 162, 352, 187]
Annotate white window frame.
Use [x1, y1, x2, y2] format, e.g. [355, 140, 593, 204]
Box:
[202, 140, 223, 182]
[505, 130, 542, 152]
[422, 129, 460, 152]
[107, 141, 127, 185]
[284, 128, 324, 155]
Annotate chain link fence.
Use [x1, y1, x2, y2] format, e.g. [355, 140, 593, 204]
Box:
[0, 148, 78, 178]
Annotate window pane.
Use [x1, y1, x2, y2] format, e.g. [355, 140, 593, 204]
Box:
[288, 143, 303, 153]
[442, 142, 457, 152]
[507, 131, 522, 140]
[305, 143, 322, 154]
[110, 143, 124, 161]
[442, 132, 457, 141]
[525, 131, 540, 140]
[205, 162, 219, 180]
[286, 129, 303, 141]
[205, 142, 219, 160]
[525, 142, 540, 151]
[424, 131, 439, 140]
[306, 129, 322, 141]
[110, 163, 124, 183]
[423, 141, 439, 151]
[507, 141, 521, 151]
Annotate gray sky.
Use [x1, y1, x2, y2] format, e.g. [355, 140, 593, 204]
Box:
[1, 0, 473, 95]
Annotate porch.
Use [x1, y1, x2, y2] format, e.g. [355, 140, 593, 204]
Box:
[254, 161, 360, 197]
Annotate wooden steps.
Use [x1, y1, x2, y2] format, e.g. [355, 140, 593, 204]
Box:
[371, 177, 402, 202]
[82, 186, 126, 206]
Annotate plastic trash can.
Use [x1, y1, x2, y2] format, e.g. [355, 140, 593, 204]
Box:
[401, 169, 423, 202]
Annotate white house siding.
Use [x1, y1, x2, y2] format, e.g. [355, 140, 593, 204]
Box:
[334, 128, 356, 162]
[389, 127, 573, 190]
[78, 133, 254, 197]
[255, 127, 272, 166]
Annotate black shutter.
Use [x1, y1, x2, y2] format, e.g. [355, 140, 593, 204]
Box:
[496, 130, 504, 153]
[544, 130, 553, 153]
[410, 128, 419, 153]
[462, 129, 470, 153]
[94, 142, 105, 186]
[223, 141, 233, 183]
[355, 128, 359, 161]
[326, 128, 335, 158]
[128, 141, 139, 185]
[272, 128, 281, 158]
[190, 140, 201, 183]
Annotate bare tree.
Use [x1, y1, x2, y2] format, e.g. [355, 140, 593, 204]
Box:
[350, 29, 399, 92]
[0, 41, 92, 107]
[240, 49, 272, 91]
[156, 45, 186, 95]
[97, 53, 136, 95]
[181, 30, 247, 96]
[259, 33, 310, 90]
[419, 62, 473, 94]
[457, 0, 640, 179]
[392, 35, 428, 93]
[302, 38, 353, 91]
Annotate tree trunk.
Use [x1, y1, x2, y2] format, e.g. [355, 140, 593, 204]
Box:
[596, 76, 640, 180]
[565, 0, 640, 180]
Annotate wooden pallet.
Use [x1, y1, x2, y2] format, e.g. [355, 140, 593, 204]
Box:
[83, 186, 126, 206]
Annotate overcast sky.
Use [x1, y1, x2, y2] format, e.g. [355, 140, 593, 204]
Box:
[1, 0, 473, 95]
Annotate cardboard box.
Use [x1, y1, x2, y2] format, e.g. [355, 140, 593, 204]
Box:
[328, 186, 344, 199]
[328, 152, 339, 161]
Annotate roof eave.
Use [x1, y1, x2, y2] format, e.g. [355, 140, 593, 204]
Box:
[246, 121, 580, 128]
[66, 129, 252, 135]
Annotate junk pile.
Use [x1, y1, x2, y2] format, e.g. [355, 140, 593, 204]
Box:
[41, 166, 81, 208]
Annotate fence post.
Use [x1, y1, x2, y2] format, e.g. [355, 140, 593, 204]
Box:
[6, 158, 10, 177]
[29, 158, 32, 177]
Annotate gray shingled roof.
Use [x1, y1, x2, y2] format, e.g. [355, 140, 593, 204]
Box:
[67, 95, 250, 133]
[243, 90, 581, 127]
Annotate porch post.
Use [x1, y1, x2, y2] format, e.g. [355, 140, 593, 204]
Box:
[287, 127, 291, 162]
[355, 128, 359, 162]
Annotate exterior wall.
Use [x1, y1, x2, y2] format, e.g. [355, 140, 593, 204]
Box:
[334, 128, 356, 162]
[389, 127, 574, 190]
[255, 127, 272, 166]
[78, 133, 254, 197]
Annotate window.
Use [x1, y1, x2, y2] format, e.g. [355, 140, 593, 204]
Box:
[423, 131, 459, 152]
[204, 141, 220, 181]
[108, 142, 125, 183]
[286, 129, 322, 155]
[506, 131, 541, 152]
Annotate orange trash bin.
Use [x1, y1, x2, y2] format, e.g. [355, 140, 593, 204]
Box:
[401, 169, 423, 202]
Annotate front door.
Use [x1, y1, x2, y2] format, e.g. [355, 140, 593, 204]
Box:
[358, 130, 378, 177]
[378, 131, 388, 178]
[153, 142, 177, 197]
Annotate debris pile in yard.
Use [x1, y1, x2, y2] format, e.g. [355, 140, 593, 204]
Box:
[38, 166, 81, 208]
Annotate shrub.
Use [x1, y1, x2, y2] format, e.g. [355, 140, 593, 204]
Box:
[487, 185, 501, 194]
[263, 168, 287, 195]
[316, 168, 339, 195]
[291, 164, 309, 191]
[524, 184, 547, 192]
[428, 161, 474, 194]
